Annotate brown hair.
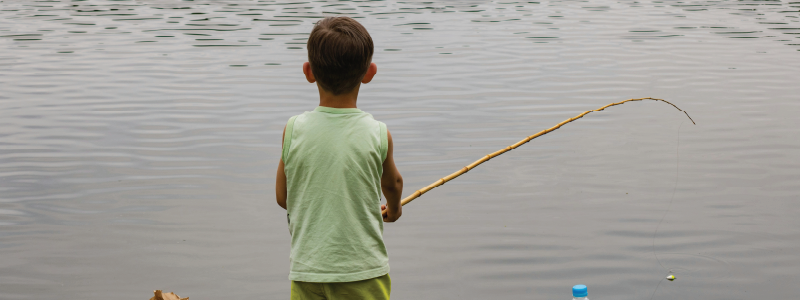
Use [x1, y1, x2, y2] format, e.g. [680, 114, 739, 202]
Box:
[307, 17, 374, 95]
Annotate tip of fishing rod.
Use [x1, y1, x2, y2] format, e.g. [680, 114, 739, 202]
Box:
[684, 111, 696, 125]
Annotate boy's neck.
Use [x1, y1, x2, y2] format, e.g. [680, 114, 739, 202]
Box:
[318, 84, 360, 109]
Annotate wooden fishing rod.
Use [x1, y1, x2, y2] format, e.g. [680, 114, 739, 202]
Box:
[382, 97, 694, 215]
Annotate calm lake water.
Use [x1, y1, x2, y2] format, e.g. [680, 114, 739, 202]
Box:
[2, 0, 800, 299]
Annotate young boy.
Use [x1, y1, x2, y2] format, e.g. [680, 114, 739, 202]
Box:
[275, 17, 404, 300]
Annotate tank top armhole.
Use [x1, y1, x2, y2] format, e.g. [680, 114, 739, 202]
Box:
[379, 121, 388, 162]
[282, 116, 298, 164]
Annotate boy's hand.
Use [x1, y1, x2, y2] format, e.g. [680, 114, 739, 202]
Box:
[381, 204, 402, 222]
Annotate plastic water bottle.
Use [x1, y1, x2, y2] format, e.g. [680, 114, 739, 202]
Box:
[572, 284, 588, 300]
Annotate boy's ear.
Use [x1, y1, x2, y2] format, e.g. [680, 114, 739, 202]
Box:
[361, 63, 377, 84]
[302, 62, 315, 83]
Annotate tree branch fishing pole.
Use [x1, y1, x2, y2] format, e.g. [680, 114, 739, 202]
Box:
[382, 97, 695, 215]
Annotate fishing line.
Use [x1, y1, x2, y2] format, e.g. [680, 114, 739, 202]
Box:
[380, 97, 696, 298]
[650, 121, 684, 300]
[653, 121, 683, 270]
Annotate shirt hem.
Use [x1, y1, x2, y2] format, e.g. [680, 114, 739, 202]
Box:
[289, 264, 389, 283]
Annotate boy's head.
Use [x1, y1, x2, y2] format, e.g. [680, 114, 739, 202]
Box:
[306, 17, 374, 95]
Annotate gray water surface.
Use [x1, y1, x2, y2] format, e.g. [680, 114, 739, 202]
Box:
[2, 0, 800, 299]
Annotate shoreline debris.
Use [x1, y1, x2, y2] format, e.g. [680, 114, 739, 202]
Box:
[150, 290, 188, 300]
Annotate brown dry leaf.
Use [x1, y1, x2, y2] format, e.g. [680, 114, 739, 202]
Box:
[150, 289, 188, 300]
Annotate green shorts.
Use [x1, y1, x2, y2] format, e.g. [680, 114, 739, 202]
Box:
[290, 274, 391, 300]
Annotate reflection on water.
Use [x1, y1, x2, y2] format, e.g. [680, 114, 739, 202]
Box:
[1, 0, 800, 299]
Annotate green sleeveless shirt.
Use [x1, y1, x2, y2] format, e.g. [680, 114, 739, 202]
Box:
[282, 106, 389, 282]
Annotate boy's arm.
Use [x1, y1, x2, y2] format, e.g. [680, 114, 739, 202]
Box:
[380, 129, 403, 222]
[276, 126, 287, 210]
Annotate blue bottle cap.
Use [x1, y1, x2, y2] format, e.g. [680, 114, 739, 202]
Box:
[572, 285, 587, 297]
